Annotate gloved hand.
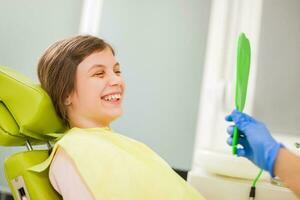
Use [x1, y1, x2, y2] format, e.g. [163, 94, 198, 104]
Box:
[225, 110, 283, 177]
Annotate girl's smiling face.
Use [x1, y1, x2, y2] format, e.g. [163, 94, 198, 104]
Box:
[66, 47, 125, 128]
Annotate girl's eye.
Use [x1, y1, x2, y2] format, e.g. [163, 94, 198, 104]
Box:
[115, 70, 122, 75]
[94, 72, 105, 77]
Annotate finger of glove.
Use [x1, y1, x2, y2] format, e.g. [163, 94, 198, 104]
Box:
[227, 137, 233, 146]
[237, 137, 249, 148]
[226, 125, 234, 136]
[236, 148, 246, 157]
[227, 125, 246, 138]
[230, 110, 255, 132]
[225, 109, 240, 120]
[225, 109, 246, 122]
[227, 136, 248, 147]
[225, 114, 233, 122]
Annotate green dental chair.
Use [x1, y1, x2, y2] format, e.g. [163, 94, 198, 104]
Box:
[0, 66, 68, 200]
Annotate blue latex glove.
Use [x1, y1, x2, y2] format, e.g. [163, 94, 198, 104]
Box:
[225, 110, 283, 177]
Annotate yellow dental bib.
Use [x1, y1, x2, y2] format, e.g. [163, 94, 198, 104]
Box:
[30, 127, 205, 200]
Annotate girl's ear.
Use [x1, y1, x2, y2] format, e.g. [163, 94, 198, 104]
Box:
[64, 96, 72, 106]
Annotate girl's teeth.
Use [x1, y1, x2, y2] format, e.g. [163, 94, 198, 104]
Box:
[103, 94, 121, 101]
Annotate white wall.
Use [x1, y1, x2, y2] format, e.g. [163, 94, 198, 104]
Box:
[100, 0, 211, 170]
[253, 0, 300, 136]
[0, 0, 82, 80]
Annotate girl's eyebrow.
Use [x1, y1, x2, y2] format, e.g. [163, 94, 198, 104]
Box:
[88, 62, 120, 72]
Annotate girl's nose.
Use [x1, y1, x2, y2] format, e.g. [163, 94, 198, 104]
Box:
[108, 71, 122, 86]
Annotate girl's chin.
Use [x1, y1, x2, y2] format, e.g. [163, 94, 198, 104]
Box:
[102, 109, 123, 119]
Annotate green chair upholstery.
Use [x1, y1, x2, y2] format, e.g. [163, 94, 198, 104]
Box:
[0, 66, 67, 200]
[4, 150, 62, 200]
[0, 102, 24, 146]
[0, 66, 67, 142]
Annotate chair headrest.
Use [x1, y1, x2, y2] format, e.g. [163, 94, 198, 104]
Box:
[0, 102, 25, 145]
[0, 66, 68, 146]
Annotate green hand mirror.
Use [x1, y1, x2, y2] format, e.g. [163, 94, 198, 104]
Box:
[232, 33, 251, 155]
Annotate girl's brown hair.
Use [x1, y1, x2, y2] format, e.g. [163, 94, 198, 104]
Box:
[37, 35, 114, 124]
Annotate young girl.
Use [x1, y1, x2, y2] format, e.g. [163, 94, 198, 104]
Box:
[36, 35, 205, 200]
